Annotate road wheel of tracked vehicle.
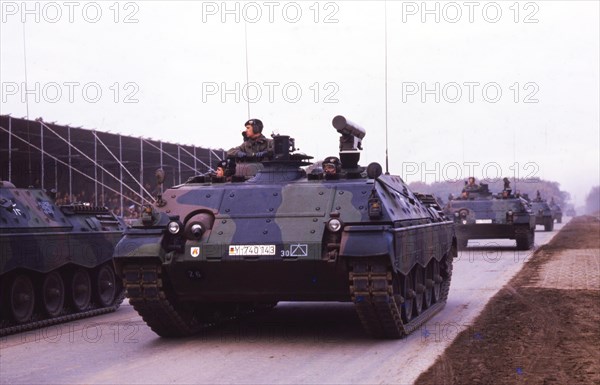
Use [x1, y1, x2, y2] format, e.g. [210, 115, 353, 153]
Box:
[349, 256, 455, 339]
[423, 262, 434, 309]
[413, 266, 425, 316]
[71, 269, 92, 311]
[41, 271, 65, 317]
[8, 274, 35, 323]
[95, 264, 118, 307]
[400, 271, 414, 323]
[545, 220, 554, 232]
[430, 259, 442, 303]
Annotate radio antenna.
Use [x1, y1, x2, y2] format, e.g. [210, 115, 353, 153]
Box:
[23, 22, 34, 186]
[22, 23, 30, 119]
[244, 21, 251, 119]
[384, 0, 389, 175]
[513, 128, 517, 193]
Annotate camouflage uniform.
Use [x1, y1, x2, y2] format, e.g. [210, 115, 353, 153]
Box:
[227, 134, 273, 157]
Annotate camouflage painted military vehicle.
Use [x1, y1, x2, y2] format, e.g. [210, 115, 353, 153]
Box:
[1, 181, 125, 336]
[529, 192, 554, 231]
[114, 116, 457, 339]
[444, 181, 535, 250]
[549, 198, 563, 224]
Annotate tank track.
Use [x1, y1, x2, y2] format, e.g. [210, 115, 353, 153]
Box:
[122, 264, 257, 337]
[0, 290, 125, 337]
[349, 252, 454, 338]
[122, 253, 455, 339]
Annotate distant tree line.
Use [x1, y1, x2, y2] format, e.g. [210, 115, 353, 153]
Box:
[585, 186, 600, 215]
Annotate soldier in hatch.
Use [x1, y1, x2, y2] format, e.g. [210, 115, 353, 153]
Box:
[227, 119, 273, 159]
[460, 177, 479, 198]
[502, 177, 512, 198]
[322, 156, 341, 177]
[215, 165, 225, 178]
[465, 177, 479, 190]
[213, 159, 235, 181]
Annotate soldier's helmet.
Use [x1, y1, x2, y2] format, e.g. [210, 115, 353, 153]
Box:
[217, 160, 228, 169]
[245, 119, 263, 134]
[218, 159, 236, 177]
[322, 156, 341, 174]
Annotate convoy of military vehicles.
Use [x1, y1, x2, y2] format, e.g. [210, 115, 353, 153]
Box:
[1, 116, 570, 339]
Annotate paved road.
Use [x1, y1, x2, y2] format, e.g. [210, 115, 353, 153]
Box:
[0, 221, 566, 385]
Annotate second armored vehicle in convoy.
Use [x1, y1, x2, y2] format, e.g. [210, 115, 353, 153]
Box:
[1, 182, 126, 336]
[529, 191, 555, 231]
[114, 116, 457, 339]
[444, 179, 536, 250]
[549, 198, 563, 224]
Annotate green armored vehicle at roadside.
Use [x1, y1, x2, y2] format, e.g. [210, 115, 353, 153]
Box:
[529, 191, 555, 231]
[114, 116, 457, 339]
[443, 178, 535, 250]
[0, 181, 126, 336]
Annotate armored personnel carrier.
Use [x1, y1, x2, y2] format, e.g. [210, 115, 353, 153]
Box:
[114, 116, 457, 339]
[444, 179, 535, 250]
[549, 198, 563, 224]
[0, 182, 126, 336]
[529, 191, 554, 231]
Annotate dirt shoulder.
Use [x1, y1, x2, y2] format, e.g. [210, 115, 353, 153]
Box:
[415, 216, 600, 385]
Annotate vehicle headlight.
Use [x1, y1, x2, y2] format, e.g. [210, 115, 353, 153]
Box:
[168, 221, 181, 234]
[191, 223, 203, 239]
[327, 218, 342, 232]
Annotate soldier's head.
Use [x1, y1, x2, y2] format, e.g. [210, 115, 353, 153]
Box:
[467, 177, 476, 185]
[323, 156, 341, 175]
[216, 159, 233, 178]
[244, 119, 263, 139]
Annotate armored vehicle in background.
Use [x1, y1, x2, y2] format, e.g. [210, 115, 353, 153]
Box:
[566, 207, 576, 217]
[529, 191, 554, 231]
[1, 182, 125, 336]
[549, 198, 563, 224]
[444, 180, 535, 250]
[114, 116, 457, 339]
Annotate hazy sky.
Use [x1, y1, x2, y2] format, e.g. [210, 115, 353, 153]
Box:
[1, 1, 598, 205]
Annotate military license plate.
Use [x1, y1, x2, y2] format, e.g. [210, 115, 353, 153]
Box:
[228, 245, 276, 256]
[475, 219, 493, 224]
